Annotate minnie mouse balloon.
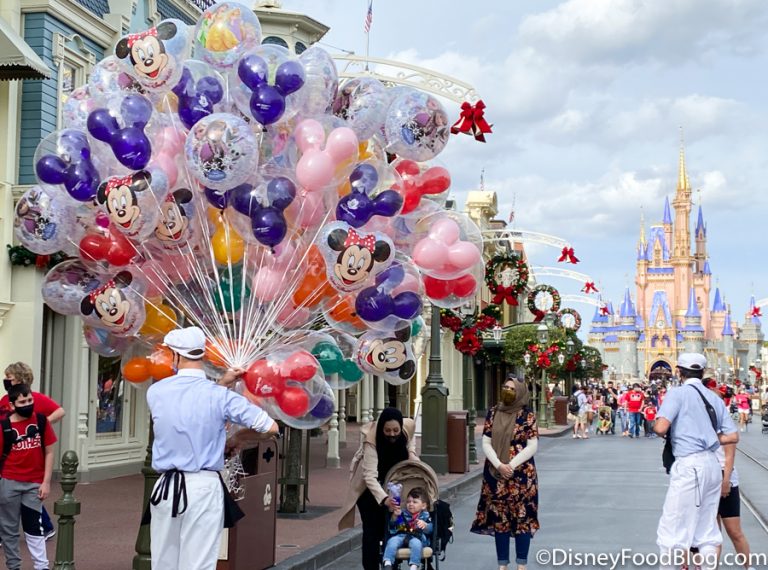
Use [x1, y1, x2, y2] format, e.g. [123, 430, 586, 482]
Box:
[185, 113, 258, 190]
[95, 170, 169, 241]
[78, 270, 146, 336]
[319, 222, 394, 293]
[114, 19, 191, 93]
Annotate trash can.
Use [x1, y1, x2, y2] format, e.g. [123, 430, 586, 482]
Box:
[217, 439, 279, 570]
[446, 411, 468, 474]
[553, 396, 569, 425]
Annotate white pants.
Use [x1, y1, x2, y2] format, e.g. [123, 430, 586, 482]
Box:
[657, 450, 722, 570]
[150, 470, 224, 570]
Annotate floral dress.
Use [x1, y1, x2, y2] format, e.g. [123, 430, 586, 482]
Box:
[470, 406, 540, 537]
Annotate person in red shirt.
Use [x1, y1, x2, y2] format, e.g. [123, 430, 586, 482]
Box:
[642, 398, 658, 438]
[0, 383, 57, 570]
[626, 383, 645, 438]
[734, 387, 751, 432]
[3, 362, 64, 542]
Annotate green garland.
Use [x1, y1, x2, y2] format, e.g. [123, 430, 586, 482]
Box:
[6, 245, 68, 271]
[527, 284, 561, 322]
[485, 254, 529, 305]
[558, 308, 582, 332]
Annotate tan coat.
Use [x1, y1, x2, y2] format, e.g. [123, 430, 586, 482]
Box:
[337, 418, 418, 530]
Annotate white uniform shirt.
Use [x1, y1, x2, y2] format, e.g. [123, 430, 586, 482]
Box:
[147, 368, 273, 472]
[714, 445, 739, 487]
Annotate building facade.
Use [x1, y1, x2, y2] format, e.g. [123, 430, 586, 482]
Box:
[589, 144, 764, 383]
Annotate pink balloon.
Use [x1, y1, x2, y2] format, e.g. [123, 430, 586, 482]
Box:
[446, 241, 481, 272]
[325, 127, 359, 161]
[150, 154, 179, 188]
[412, 239, 448, 271]
[294, 120, 359, 192]
[430, 218, 460, 244]
[277, 302, 313, 329]
[252, 267, 289, 303]
[268, 240, 297, 269]
[296, 151, 334, 191]
[294, 119, 326, 152]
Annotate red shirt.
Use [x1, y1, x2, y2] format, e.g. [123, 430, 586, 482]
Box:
[626, 391, 644, 413]
[0, 391, 61, 419]
[643, 406, 657, 421]
[0, 415, 57, 483]
[735, 393, 750, 410]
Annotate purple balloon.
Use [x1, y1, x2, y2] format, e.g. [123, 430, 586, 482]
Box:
[275, 61, 305, 95]
[349, 163, 379, 193]
[229, 183, 260, 216]
[204, 187, 230, 209]
[392, 291, 422, 320]
[266, 177, 296, 210]
[355, 287, 421, 322]
[310, 395, 334, 419]
[249, 85, 286, 125]
[35, 131, 100, 202]
[173, 67, 224, 130]
[87, 94, 152, 170]
[238, 54, 304, 125]
[251, 206, 287, 248]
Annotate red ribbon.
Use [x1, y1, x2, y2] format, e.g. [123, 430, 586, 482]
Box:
[344, 228, 376, 251]
[450, 100, 493, 143]
[582, 281, 598, 294]
[599, 306, 610, 316]
[127, 28, 158, 48]
[751, 306, 762, 318]
[532, 309, 546, 322]
[491, 285, 520, 306]
[105, 174, 135, 196]
[89, 280, 116, 304]
[558, 246, 579, 264]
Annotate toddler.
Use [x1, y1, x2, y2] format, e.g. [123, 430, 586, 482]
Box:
[383, 487, 433, 570]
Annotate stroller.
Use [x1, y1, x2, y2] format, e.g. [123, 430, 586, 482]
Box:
[761, 404, 768, 434]
[380, 460, 452, 569]
[596, 406, 612, 435]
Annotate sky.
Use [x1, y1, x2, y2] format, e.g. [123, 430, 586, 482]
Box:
[282, 0, 768, 328]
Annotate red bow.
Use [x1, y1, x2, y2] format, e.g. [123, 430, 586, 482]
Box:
[105, 175, 134, 196]
[558, 246, 579, 264]
[582, 281, 598, 294]
[127, 28, 158, 48]
[751, 306, 762, 318]
[450, 100, 493, 143]
[344, 228, 376, 251]
[599, 305, 610, 316]
[89, 280, 116, 303]
[492, 285, 520, 306]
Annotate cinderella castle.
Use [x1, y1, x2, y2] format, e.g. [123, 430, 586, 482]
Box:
[588, 143, 764, 382]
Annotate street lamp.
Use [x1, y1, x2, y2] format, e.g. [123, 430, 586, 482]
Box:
[566, 339, 575, 395]
[421, 304, 449, 474]
[536, 323, 549, 428]
[492, 325, 503, 343]
[523, 352, 531, 366]
[459, 302, 478, 464]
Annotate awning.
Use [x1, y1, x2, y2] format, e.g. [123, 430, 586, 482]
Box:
[0, 16, 52, 81]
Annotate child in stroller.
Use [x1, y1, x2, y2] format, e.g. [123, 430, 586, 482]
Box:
[596, 406, 612, 435]
[383, 487, 433, 570]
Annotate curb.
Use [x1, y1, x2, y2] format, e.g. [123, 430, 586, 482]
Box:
[540, 424, 573, 438]
[273, 467, 484, 570]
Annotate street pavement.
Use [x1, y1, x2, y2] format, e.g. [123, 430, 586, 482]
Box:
[324, 427, 768, 570]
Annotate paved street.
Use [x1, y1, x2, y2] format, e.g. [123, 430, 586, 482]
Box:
[325, 427, 768, 570]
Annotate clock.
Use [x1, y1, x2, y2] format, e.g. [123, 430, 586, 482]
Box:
[656, 320, 665, 329]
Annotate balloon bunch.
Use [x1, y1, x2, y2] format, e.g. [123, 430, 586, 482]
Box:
[16, 2, 484, 429]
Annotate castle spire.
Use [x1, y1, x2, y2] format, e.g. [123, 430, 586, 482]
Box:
[619, 287, 636, 318]
[685, 287, 701, 318]
[678, 127, 691, 192]
[695, 204, 706, 237]
[722, 310, 734, 336]
[749, 295, 761, 324]
[663, 196, 672, 225]
[712, 287, 725, 312]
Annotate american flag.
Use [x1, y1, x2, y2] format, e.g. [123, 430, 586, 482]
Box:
[364, 0, 373, 33]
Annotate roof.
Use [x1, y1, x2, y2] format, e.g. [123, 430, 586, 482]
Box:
[749, 295, 761, 325]
[0, 16, 51, 80]
[619, 288, 636, 318]
[712, 288, 725, 312]
[685, 287, 701, 318]
[722, 312, 734, 336]
[695, 205, 706, 238]
[702, 260, 711, 275]
[157, 0, 198, 25]
[649, 226, 670, 261]
[73, 0, 109, 17]
[650, 290, 673, 326]
[663, 196, 672, 225]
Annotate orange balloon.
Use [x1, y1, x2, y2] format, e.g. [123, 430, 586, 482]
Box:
[212, 222, 245, 265]
[292, 245, 334, 308]
[122, 357, 151, 383]
[140, 302, 177, 337]
[328, 295, 365, 330]
[148, 346, 174, 380]
[206, 340, 229, 369]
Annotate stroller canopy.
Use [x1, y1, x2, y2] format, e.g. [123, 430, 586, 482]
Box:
[384, 460, 440, 507]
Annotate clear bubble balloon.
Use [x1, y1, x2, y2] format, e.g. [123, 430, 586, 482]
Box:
[384, 90, 450, 161]
[299, 45, 338, 116]
[14, 185, 80, 254]
[194, 2, 262, 70]
[83, 324, 133, 357]
[41, 260, 105, 315]
[332, 77, 388, 140]
[355, 325, 417, 386]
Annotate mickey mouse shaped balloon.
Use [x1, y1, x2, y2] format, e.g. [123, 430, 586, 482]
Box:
[172, 61, 225, 130]
[319, 222, 394, 293]
[87, 93, 153, 171]
[355, 261, 422, 331]
[79, 270, 146, 337]
[234, 45, 306, 126]
[294, 118, 358, 192]
[34, 129, 101, 202]
[336, 162, 403, 228]
[355, 325, 416, 386]
[228, 176, 296, 248]
[114, 19, 191, 93]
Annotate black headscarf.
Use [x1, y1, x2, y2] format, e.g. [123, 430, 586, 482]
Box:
[375, 407, 409, 482]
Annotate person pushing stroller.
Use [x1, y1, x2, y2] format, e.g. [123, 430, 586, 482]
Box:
[383, 487, 433, 570]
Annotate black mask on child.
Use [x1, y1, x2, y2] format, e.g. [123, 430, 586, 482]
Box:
[3, 379, 13, 392]
[14, 404, 34, 418]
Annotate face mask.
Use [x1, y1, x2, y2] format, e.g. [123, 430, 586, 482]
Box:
[500, 388, 516, 405]
[14, 404, 34, 418]
[386, 435, 400, 444]
[3, 379, 13, 392]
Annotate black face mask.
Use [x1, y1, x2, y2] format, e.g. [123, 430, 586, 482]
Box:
[14, 404, 34, 419]
[3, 379, 13, 392]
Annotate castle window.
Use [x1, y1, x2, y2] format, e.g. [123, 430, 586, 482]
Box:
[263, 35, 289, 48]
[295, 41, 307, 54]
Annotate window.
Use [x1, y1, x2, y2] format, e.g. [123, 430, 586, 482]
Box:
[295, 41, 307, 54]
[53, 34, 94, 128]
[96, 356, 124, 435]
[262, 35, 288, 48]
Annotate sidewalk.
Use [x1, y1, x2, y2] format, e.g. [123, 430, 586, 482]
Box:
[29, 419, 570, 569]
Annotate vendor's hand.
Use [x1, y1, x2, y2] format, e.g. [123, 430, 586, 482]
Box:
[498, 463, 514, 479]
[721, 479, 731, 498]
[219, 367, 244, 388]
[415, 519, 427, 530]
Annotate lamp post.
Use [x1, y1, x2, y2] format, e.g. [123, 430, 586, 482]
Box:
[536, 323, 549, 428]
[421, 305, 448, 474]
[756, 358, 763, 388]
[565, 339, 575, 395]
[459, 302, 478, 464]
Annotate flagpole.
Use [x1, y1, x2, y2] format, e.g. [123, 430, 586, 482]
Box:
[364, 0, 372, 71]
[365, 30, 370, 71]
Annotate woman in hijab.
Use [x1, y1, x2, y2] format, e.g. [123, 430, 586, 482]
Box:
[471, 377, 540, 570]
[338, 407, 419, 570]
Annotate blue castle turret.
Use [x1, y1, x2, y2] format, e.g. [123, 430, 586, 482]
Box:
[712, 288, 725, 312]
[682, 287, 704, 352]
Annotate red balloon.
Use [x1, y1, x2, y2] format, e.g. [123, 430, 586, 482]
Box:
[395, 160, 452, 215]
[453, 274, 477, 298]
[280, 350, 318, 382]
[423, 276, 452, 300]
[276, 386, 310, 417]
[79, 234, 110, 261]
[106, 229, 138, 266]
[244, 359, 282, 396]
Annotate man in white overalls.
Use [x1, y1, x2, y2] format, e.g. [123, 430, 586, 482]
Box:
[654, 353, 739, 570]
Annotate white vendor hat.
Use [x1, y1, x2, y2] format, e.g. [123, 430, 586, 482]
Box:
[163, 326, 206, 360]
[676, 353, 707, 371]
